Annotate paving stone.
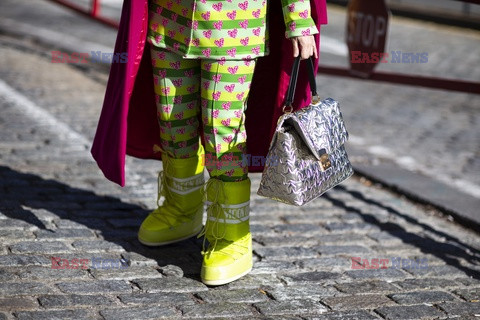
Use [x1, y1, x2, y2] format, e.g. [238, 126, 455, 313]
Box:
[56, 218, 108, 230]
[0, 230, 35, 240]
[367, 231, 415, 243]
[0, 219, 38, 230]
[120, 251, 168, 268]
[317, 234, 374, 245]
[280, 271, 342, 285]
[305, 310, 382, 320]
[262, 317, 303, 320]
[90, 266, 162, 280]
[294, 257, 351, 272]
[405, 265, 470, 278]
[369, 244, 423, 256]
[249, 260, 298, 275]
[23, 208, 62, 221]
[266, 284, 340, 301]
[254, 300, 328, 316]
[0, 297, 38, 310]
[181, 302, 257, 318]
[388, 290, 457, 305]
[281, 212, 343, 224]
[71, 239, 126, 252]
[345, 268, 408, 281]
[34, 229, 96, 240]
[455, 277, 480, 287]
[254, 247, 319, 260]
[321, 294, 395, 311]
[315, 245, 371, 256]
[0, 268, 17, 281]
[118, 292, 196, 306]
[196, 288, 269, 304]
[133, 277, 208, 293]
[159, 264, 184, 278]
[272, 223, 327, 235]
[23, 199, 83, 210]
[9, 241, 71, 254]
[56, 280, 132, 294]
[254, 236, 320, 247]
[47, 253, 124, 268]
[375, 304, 446, 319]
[458, 316, 480, 320]
[392, 278, 459, 291]
[0, 282, 52, 296]
[453, 287, 480, 301]
[394, 253, 446, 267]
[249, 224, 278, 235]
[84, 201, 138, 211]
[38, 294, 117, 307]
[335, 280, 400, 294]
[224, 274, 284, 290]
[107, 218, 144, 228]
[101, 306, 180, 319]
[324, 222, 381, 233]
[15, 309, 93, 320]
[17, 266, 90, 280]
[436, 301, 480, 316]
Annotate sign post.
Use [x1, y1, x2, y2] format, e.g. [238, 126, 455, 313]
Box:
[346, 0, 390, 77]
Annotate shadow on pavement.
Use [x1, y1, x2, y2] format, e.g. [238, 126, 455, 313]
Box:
[0, 165, 204, 280]
[2, 163, 479, 281]
[326, 185, 480, 279]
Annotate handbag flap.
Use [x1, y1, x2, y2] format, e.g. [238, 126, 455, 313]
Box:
[283, 98, 349, 160]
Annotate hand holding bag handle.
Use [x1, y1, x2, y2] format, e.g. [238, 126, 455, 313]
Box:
[283, 56, 319, 113]
[258, 56, 354, 206]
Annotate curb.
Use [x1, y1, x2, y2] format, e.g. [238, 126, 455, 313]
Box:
[348, 146, 480, 234]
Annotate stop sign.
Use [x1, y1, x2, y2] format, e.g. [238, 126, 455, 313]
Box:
[346, 0, 390, 77]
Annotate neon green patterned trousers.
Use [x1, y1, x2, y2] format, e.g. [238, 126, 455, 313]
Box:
[150, 45, 257, 182]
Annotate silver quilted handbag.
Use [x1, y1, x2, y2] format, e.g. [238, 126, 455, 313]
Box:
[257, 57, 354, 206]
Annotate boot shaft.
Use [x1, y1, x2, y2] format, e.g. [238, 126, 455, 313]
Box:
[204, 178, 251, 242]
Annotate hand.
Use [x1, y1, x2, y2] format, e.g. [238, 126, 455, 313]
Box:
[291, 35, 318, 60]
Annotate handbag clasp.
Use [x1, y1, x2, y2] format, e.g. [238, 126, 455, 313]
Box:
[319, 153, 332, 171]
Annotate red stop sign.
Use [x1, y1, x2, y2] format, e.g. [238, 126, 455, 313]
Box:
[347, 0, 390, 77]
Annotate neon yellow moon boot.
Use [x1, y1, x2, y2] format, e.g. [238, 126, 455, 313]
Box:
[200, 178, 253, 285]
[138, 145, 205, 246]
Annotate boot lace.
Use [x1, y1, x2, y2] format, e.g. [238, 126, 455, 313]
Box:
[149, 148, 201, 227]
[197, 179, 248, 259]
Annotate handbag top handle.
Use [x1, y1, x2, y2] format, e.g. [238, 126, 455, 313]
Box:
[283, 56, 319, 113]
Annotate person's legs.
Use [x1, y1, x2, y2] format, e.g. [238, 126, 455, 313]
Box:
[138, 45, 205, 246]
[200, 59, 257, 181]
[199, 58, 257, 285]
[152, 47, 201, 159]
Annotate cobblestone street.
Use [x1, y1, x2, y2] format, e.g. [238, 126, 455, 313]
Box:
[0, 0, 479, 319]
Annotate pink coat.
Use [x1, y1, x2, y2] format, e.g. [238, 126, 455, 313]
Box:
[91, 0, 328, 186]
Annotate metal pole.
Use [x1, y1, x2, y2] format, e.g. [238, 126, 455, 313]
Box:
[91, 0, 101, 17]
[47, 0, 118, 28]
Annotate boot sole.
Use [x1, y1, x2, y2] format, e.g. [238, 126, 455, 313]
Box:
[201, 265, 252, 286]
[138, 226, 203, 247]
